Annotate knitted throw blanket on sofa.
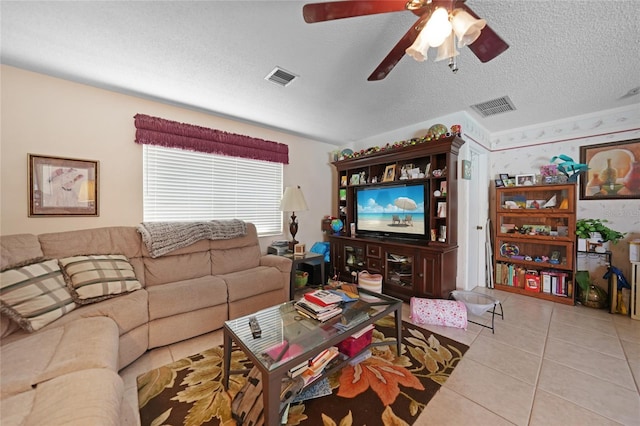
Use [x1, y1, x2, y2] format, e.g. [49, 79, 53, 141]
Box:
[137, 220, 247, 258]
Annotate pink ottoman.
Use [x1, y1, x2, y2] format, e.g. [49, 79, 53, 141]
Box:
[409, 297, 468, 330]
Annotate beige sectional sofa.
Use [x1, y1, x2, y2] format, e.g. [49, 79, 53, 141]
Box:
[0, 222, 291, 425]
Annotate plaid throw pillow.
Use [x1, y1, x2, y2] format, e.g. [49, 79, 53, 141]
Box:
[0, 259, 76, 332]
[59, 254, 142, 304]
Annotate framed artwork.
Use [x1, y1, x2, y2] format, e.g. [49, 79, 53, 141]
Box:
[349, 173, 360, 185]
[579, 138, 640, 200]
[516, 174, 535, 186]
[28, 154, 99, 216]
[383, 164, 396, 182]
[499, 173, 510, 183]
[495, 179, 505, 188]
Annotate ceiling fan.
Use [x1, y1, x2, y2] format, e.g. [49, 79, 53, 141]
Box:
[302, 0, 509, 80]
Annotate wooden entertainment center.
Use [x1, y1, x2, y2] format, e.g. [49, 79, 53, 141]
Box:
[328, 136, 464, 301]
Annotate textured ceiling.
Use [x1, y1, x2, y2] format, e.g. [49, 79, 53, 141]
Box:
[1, 0, 639, 146]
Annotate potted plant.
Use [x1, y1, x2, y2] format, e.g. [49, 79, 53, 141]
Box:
[576, 218, 625, 252]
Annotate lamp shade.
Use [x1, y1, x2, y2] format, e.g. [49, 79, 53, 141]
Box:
[435, 32, 460, 62]
[423, 7, 452, 48]
[280, 186, 308, 212]
[406, 27, 430, 62]
[451, 8, 486, 47]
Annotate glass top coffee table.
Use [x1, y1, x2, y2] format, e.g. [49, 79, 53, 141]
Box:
[223, 288, 402, 425]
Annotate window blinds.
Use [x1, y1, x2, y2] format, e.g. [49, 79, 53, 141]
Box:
[143, 145, 283, 236]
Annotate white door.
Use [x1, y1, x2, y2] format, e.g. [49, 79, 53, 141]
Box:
[466, 146, 489, 290]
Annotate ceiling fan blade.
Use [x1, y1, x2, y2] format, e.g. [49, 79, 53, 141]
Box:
[461, 3, 509, 62]
[303, 1, 407, 23]
[367, 14, 430, 81]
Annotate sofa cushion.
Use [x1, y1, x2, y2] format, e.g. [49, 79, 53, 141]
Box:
[0, 233, 43, 270]
[224, 266, 285, 302]
[2, 289, 149, 344]
[0, 368, 124, 426]
[59, 255, 142, 304]
[38, 226, 145, 286]
[143, 250, 211, 287]
[0, 259, 76, 332]
[0, 316, 119, 398]
[147, 275, 227, 321]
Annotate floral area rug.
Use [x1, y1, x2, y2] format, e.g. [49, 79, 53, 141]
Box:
[137, 317, 468, 426]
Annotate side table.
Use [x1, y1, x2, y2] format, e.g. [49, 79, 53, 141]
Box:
[280, 252, 325, 300]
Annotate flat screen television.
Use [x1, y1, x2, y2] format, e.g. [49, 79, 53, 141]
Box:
[354, 182, 429, 241]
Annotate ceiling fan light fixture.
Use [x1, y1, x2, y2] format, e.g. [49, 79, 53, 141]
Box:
[435, 32, 459, 62]
[423, 7, 452, 47]
[405, 0, 429, 11]
[406, 27, 430, 61]
[451, 8, 486, 47]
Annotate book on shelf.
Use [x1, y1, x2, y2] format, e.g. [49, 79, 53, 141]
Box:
[287, 360, 310, 378]
[304, 289, 343, 307]
[349, 323, 375, 340]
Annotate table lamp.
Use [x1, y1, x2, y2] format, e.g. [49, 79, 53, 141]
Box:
[280, 185, 308, 251]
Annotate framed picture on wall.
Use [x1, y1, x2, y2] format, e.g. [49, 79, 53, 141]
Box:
[28, 154, 99, 216]
[579, 139, 640, 199]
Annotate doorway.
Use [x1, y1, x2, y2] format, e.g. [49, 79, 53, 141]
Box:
[465, 145, 489, 290]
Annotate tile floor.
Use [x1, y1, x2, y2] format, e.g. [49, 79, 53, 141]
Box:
[121, 287, 640, 425]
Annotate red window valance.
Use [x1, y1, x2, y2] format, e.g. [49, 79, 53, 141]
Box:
[134, 114, 289, 164]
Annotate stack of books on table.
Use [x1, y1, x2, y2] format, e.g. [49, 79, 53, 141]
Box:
[294, 290, 343, 322]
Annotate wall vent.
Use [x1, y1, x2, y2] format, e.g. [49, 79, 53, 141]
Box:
[471, 96, 516, 117]
[265, 67, 297, 87]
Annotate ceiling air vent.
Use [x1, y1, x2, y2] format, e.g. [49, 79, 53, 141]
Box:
[471, 96, 516, 117]
[265, 67, 297, 87]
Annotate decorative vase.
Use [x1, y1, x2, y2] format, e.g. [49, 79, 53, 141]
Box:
[600, 158, 617, 187]
[580, 284, 607, 309]
[623, 161, 640, 192]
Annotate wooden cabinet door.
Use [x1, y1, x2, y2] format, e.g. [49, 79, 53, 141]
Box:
[417, 251, 438, 297]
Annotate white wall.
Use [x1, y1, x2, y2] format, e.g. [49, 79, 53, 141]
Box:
[0, 65, 334, 252]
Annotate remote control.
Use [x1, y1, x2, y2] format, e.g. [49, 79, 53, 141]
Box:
[249, 316, 261, 338]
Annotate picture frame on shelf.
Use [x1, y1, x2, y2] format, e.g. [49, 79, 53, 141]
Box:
[579, 138, 640, 200]
[383, 164, 396, 182]
[499, 173, 510, 182]
[350, 174, 360, 185]
[28, 154, 99, 217]
[504, 178, 516, 187]
[540, 164, 557, 177]
[516, 174, 535, 186]
[495, 178, 505, 188]
[341, 175, 347, 186]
